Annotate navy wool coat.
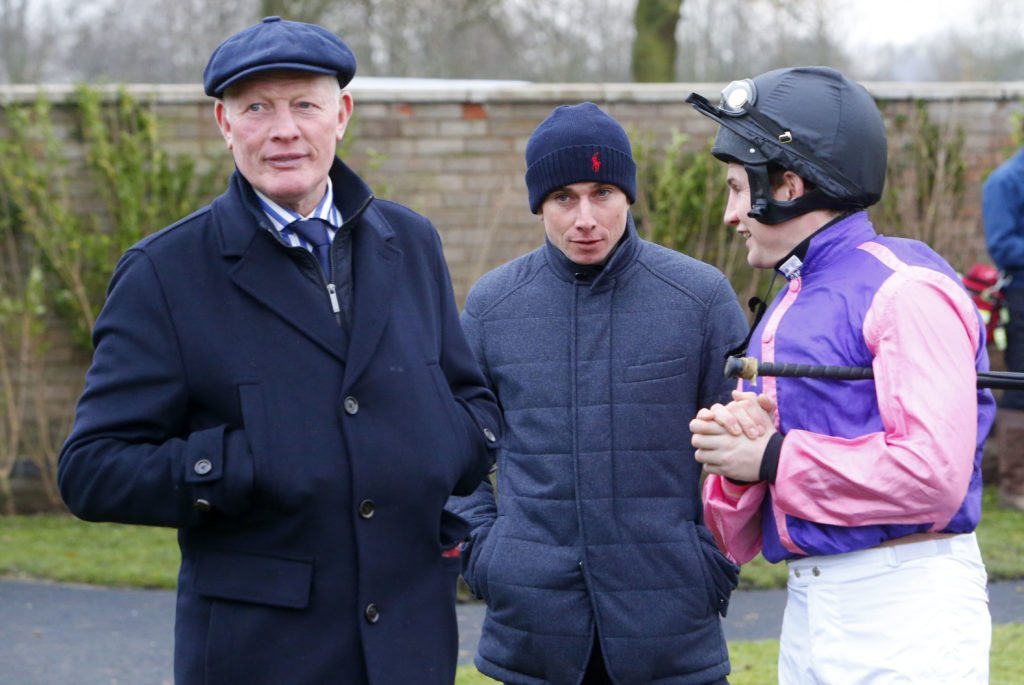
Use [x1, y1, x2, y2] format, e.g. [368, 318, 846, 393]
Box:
[58, 159, 501, 685]
[448, 222, 747, 684]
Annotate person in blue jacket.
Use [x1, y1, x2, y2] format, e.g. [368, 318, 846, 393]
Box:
[982, 149, 1024, 511]
[448, 102, 748, 684]
[57, 16, 501, 685]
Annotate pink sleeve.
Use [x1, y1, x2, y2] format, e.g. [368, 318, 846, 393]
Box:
[773, 261, 980, 530]
[703, 474, 768, 564]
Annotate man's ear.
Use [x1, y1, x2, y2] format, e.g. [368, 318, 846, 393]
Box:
[778, 170, 806, 201]
[214, 100, 232, 150]
[337, 91, 354, 141]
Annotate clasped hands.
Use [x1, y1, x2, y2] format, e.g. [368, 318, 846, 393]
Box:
[690, 390, 777, 483]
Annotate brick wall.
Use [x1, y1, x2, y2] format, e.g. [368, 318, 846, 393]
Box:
[3, 80, 1023, 431]
[346, 81, 1024, 300]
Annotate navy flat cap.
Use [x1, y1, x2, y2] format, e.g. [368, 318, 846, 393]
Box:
[203, 16, 357, 97]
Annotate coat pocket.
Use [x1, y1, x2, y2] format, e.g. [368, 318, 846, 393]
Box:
[193, 547, 313, 610]
[426, 359, 465, 437]
[462, 515, 503, 602]
[426, 359, 477, 487]
[695, 524, 740, 617]
[236, 382, 268, 503]
[440, 509, 471, 552]
[622, 355, 689, 383]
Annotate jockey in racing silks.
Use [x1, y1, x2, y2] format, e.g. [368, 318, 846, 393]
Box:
[686, 66, 995, 685]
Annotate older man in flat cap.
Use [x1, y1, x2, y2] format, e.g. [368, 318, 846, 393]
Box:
[58, 16, 501, 685]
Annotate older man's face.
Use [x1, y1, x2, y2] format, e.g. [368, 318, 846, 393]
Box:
[215, 72, 350, 216]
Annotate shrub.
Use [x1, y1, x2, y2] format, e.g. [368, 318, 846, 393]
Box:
[0, 86, 228, 513]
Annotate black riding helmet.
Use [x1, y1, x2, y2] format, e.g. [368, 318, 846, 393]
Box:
[686, 66, 887, 225]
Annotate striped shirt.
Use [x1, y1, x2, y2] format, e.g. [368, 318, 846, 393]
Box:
[254, 179, 343, 252]
[254, 179, 354, 329]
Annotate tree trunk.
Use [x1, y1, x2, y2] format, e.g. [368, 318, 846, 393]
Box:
[259, 0, 333, 23]
[632, 0, 683, 82]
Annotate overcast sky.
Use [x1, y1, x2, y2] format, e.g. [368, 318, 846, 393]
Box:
[9, 0, 1021, 84]
[841, 0, 1019, 53]
[841, 0, 966, 47]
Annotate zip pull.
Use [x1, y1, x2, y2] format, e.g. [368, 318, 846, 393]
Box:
[327, 283, 341, 314]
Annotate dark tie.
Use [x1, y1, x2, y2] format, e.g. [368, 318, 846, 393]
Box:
[290, 219, 332, 277]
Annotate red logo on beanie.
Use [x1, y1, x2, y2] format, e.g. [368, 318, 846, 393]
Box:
[591, 151, 601, 172]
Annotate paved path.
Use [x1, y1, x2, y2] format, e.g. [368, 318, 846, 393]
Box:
[2, 577, 1022, 684]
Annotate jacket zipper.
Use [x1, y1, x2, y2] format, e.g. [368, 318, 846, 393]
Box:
[276, 193, 376, 325]
[327, 283, 340, 314]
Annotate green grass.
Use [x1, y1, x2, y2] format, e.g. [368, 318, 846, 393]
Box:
[993, 624, 1024, 685]
[977, 487, 1024, 581]
[724, 639, 781, 685]
[455, 667, 495, 684]
[0, 515, 179, 589]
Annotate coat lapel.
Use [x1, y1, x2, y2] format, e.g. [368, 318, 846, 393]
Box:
[229, 229, 349, 363]
[344, 208, 400, 386]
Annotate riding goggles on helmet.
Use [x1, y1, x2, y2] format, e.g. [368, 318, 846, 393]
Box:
[718, 79, 757, 116]
[686, 80, 860, 202]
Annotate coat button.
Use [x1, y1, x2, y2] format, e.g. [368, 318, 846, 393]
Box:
[344, 396, 359, 415]
[483, 427, 496, 443]
[365, 603, 380, 623]
[358, 499, 375, 519]
[193, 499, 211, 512]
[194, 459, 212, 476]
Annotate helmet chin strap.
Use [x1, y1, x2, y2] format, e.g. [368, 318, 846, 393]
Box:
[744, 163, 860, 225]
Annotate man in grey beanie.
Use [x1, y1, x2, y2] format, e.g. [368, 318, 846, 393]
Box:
[448, 102, 748, 684]
[58, 16, 500, 685]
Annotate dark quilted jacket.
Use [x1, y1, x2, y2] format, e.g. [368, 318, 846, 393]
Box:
[447, 220, 748, 684]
